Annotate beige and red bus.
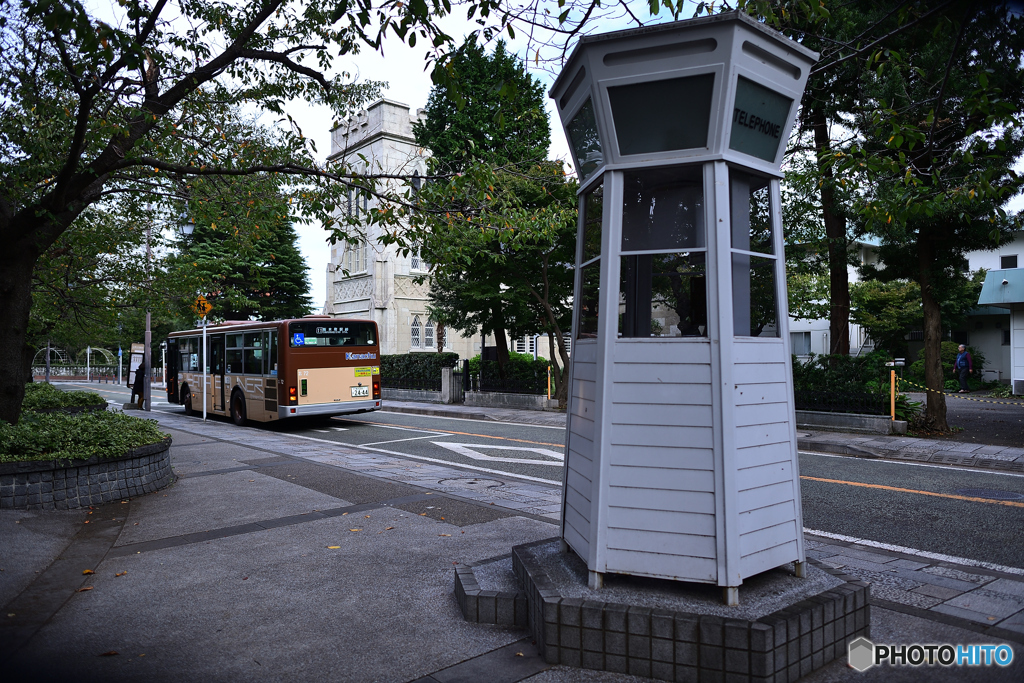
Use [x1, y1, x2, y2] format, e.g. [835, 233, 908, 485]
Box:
[166, 316, 381, 424]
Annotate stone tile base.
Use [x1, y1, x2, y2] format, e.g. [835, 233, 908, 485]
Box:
[0, 438, 173, 510]
[455, 541, 870, 682]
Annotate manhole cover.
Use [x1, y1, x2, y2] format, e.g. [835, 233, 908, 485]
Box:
[438, 477, 505, 490]
[955, 488, 1024, 501]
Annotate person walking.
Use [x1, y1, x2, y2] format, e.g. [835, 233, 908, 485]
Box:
[132, 361, 147, 409]
[955, 344, 973, 393]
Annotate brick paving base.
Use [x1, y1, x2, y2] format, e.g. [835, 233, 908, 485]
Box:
[0, 438, 173, 509]
[455, 540, 871, 682]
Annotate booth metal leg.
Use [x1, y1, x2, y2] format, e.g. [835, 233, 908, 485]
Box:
[560, 539, 570, 554]
[588, 571, 604, 589]
[794, 560, 807, 578]
[723, 586, 739, 606]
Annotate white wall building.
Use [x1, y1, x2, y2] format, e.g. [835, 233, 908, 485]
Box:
[971, 230, 1024, 391]
[323, 98, 559, 362]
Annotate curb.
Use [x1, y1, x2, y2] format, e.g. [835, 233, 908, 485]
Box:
[381, 405, 493, 421]
[797, 439, 1024, 472]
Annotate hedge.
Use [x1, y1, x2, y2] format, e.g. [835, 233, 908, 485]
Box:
[0, 411, 168, 463]
[380, 352, 460, 382]
[22, 382, 106, 411]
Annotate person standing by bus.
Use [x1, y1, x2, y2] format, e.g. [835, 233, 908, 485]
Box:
[955, 344, 973, 393]
[132, 361, 147, 409]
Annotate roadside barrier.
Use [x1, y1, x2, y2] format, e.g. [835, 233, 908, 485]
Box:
[898, 377, 1024, 406]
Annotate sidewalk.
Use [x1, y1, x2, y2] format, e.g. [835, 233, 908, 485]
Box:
[1, 408, 1021, 681]
[383, 400, 1024, 472]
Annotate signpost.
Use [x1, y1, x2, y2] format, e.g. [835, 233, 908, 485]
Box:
[193, 296, 211, 421]
[550, 11, 817, 604]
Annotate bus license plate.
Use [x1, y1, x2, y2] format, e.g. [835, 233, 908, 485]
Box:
[351, 386, 369, 398]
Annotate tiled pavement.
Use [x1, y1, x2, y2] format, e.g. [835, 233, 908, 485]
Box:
[151, 409, 1024, 648]
[805, 536, 1024, 642]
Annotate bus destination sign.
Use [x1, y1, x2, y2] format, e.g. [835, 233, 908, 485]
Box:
[346, 352, 377, 361]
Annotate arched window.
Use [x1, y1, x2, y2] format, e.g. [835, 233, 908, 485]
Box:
[425, 319, 435, 348]
[411, 315, 421, 348]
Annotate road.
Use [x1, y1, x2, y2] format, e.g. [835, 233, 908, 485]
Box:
[60, 381, 1024, 570]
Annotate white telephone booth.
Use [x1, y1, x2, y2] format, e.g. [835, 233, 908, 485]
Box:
[551, 11, 818, 603]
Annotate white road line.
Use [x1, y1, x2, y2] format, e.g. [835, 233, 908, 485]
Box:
[432, 442, 564, 466]
[362, 434, 446, 446]
[283, 433, 561, 485]
[804, 528, 1024, 576]
[340, 422, 439, 434]
[800, 451, 1024, 478]
[330, 427, 348, 431]
[374, 411, 567, 431]
[313, 429, 330, 433]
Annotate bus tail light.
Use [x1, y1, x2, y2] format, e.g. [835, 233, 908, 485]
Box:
[289, 386, 297, 404]
[372, 376, 381, 399]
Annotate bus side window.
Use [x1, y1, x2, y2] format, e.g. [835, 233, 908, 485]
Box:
[226, 334, 242, 374]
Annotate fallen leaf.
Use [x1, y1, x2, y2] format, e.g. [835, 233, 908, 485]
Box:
[988, 616, 997, 621]
[438, 534, 451, 537]
[98, 650, 118, 656]
[87, 511, 93, 515]
[242, 577, 248, 580]
[115, 571, 127, 577]
[342, 512, 349, 516]
[440, 517, 445, 520]
[349, 529, 361, 532]
[121, 501, 128, 504]
[327, 546, 341, 549]
[249, 480, 255, 482]
[364, 515, 370, 518]
[515, 652, 524, 657]
[83, 520, 90, 524]
[419, 513, 427, 516]
[82, 570, 95, 575]
[77, 586, 93, 592]
[7, 613, 14, 617]
[138, 654, 145, 657]
[385, 527, 394, 530]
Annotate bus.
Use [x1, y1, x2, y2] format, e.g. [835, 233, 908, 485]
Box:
[166, 316, 381, 424]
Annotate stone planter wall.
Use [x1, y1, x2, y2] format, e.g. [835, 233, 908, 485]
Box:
[0, 438, 172, 510]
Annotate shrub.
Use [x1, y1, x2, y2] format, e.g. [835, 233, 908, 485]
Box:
[22, 382, 105, 411]
[0, 411, 167, 463]
[893, 394, 923, 422]
[380, 352, 460, 383]
[791, 352, 891, 394]
[989, 383, 1014, 398]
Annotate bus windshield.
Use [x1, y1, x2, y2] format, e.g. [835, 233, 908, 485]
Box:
[288, 321, 376, 348]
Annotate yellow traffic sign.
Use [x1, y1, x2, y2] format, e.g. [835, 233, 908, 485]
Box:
[193, 295, 212, 318]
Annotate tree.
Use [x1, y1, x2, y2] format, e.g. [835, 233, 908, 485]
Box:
[414, 37, 550, 173]
[408, 161, 577, 400]
[173, 174, 312, 322]
[412, 37, 554, 374]
[832, 3, 1024, 429]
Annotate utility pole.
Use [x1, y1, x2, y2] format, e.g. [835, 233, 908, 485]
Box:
[144, 221, 152, 411]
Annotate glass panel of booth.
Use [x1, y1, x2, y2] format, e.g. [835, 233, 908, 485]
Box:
[607, 73, 714, 156]
[577, 181, 604, 339]
[567, 98, 603, 181]
[618, 166, 708, 338]
[730, 169, 779, 337]
[728, 76, 793, 163]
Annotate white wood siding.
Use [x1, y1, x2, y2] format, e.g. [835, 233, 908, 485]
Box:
[565, 341, 598, 558]
[733, 340, 801, 577]
[1014, 306, 1024, 391]
[602, 340, 718, 582]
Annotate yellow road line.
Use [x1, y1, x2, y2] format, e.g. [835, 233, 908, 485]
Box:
[344, 418, 564, 448]
[801, 475, 1024, 508]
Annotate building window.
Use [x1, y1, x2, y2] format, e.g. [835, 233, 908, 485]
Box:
[1002, 254, 1018, 269]
[410, 243, 430, 272]
[1004, 329, 1012, 346]
[411, 316, 421, 348]
[425, 320, 435, 348]
[344, 240, 368, 275]
[514, 336, 537, 355]
[790, 331, 811, 355]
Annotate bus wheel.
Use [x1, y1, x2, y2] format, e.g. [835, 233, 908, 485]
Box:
[181, 386, 194, 416]
[231, 391, 247, 426]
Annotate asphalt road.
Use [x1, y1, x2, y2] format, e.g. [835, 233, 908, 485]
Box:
[58, 382, 1024, 570]
[906, 390, 1024, 447]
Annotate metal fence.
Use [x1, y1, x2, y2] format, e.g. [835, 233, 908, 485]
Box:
[794, 390, 888, 416]
[31, 366, 162, 383]
[473, 371, 548, 396]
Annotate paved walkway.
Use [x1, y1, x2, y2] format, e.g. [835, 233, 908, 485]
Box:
[2, 406, 1023, 681]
